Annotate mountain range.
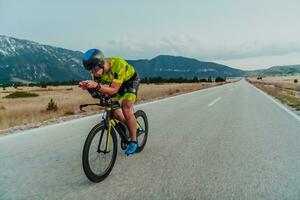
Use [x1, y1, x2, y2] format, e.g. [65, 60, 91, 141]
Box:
[127, 56, 245, 78]
[0, 35, 89, 83]
[246, 65, 300, 76]
[0, 35, 299, 83]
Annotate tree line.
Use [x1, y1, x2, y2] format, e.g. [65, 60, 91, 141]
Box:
[140, 76, 226, 83]
[0, 76, 226, 88]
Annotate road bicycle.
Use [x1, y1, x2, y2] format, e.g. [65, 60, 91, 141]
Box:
[80, 89, 148, 182]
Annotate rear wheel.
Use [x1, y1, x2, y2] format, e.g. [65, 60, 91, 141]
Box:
[82, 122, 118, 182]
[135, 110, 148, 153]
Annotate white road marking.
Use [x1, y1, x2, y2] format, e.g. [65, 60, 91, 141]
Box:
[208, 97, 222, 107]
[248, 82, 300, 122]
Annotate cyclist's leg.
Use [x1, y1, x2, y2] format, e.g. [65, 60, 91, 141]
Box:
[118, 78, 140, 142]
[114, 109, 126, 124]
[121, 94, 137, 141]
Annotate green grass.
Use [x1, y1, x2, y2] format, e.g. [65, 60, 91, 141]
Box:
[276, 94, 300, 111]
[4, 91, 39, 98]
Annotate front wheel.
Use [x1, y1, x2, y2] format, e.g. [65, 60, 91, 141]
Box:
[82, 122, 118, 182]
[135, 110, 148, 153]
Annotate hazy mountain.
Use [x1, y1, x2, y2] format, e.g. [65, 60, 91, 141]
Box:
[0, 35, 89, 83]
[127, 55, 245, 78]
[246, 65, 300, 76]
[261, 65, 300, 76]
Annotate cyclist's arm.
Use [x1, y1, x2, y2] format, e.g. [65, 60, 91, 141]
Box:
[99, 63, 125, 95]
[99, 82, 121, 96]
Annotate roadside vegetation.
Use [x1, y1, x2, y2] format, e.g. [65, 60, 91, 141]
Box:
[4, 91, 39, 98]
[247, 76, 300, 112]
[0, 76, 227, 88]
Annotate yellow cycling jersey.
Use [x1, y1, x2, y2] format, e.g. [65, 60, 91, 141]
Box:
[98, 57, 135, 84]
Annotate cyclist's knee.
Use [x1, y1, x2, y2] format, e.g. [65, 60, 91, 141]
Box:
[122, 107, 133, 118]
[121, 100, 134, 118]
[122, 99, 133, 107]
[122, 100, 132, 110]
[122, 107, 132, 117]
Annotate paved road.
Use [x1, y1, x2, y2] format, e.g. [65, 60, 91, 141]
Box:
[1, 80, 300, 200]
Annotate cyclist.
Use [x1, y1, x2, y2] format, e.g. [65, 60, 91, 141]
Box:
[79, 49, 140, 155]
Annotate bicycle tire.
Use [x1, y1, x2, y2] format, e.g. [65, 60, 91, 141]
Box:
[135, 110, 148, 153]
[82, 122, 118, 182]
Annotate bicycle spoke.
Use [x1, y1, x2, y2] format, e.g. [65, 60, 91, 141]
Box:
[97, 155, 102, 174]
[87, 128, 114, 176]
[136, 120, 145, 132]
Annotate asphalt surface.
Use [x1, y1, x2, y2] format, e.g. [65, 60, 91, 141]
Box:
[1, 79, 300, 200]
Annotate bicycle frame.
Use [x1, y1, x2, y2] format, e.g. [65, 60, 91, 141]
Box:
[80, 92, 146, 153]
[98, 106, 129, 153]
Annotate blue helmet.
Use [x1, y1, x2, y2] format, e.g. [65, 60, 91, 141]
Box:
[82, 49, 105, 70]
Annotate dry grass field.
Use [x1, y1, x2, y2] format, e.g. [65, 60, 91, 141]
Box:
[0, 81, 231, 134]
[251, 75, 300, 91]
[247, 75, 300, 112]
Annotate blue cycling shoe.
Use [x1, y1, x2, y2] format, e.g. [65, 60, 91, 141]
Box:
[125, 141, 138, 156]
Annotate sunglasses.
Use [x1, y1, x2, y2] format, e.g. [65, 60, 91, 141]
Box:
[91, 65, 104, 73]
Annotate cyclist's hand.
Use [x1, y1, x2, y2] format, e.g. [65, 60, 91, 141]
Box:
[80, 80, 98, 90]
[79, 81, 88, 90]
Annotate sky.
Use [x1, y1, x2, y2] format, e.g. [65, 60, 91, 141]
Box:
[1, 0, 300, 70]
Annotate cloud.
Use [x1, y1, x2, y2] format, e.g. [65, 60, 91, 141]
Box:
[102, 34, 300, 61]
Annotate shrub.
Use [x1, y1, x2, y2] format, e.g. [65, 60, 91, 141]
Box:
[40, 83, 47, 88]
[199, 79, 208, 82]
[46, 99, 58, 112]
[168, 90, 174, 95]
[4, 91, 39, 98]
[0, 105, 5, 110]
[215, 77, 226, 82]
[64, 111, 75, 115]
[192, 76, 198, 82]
